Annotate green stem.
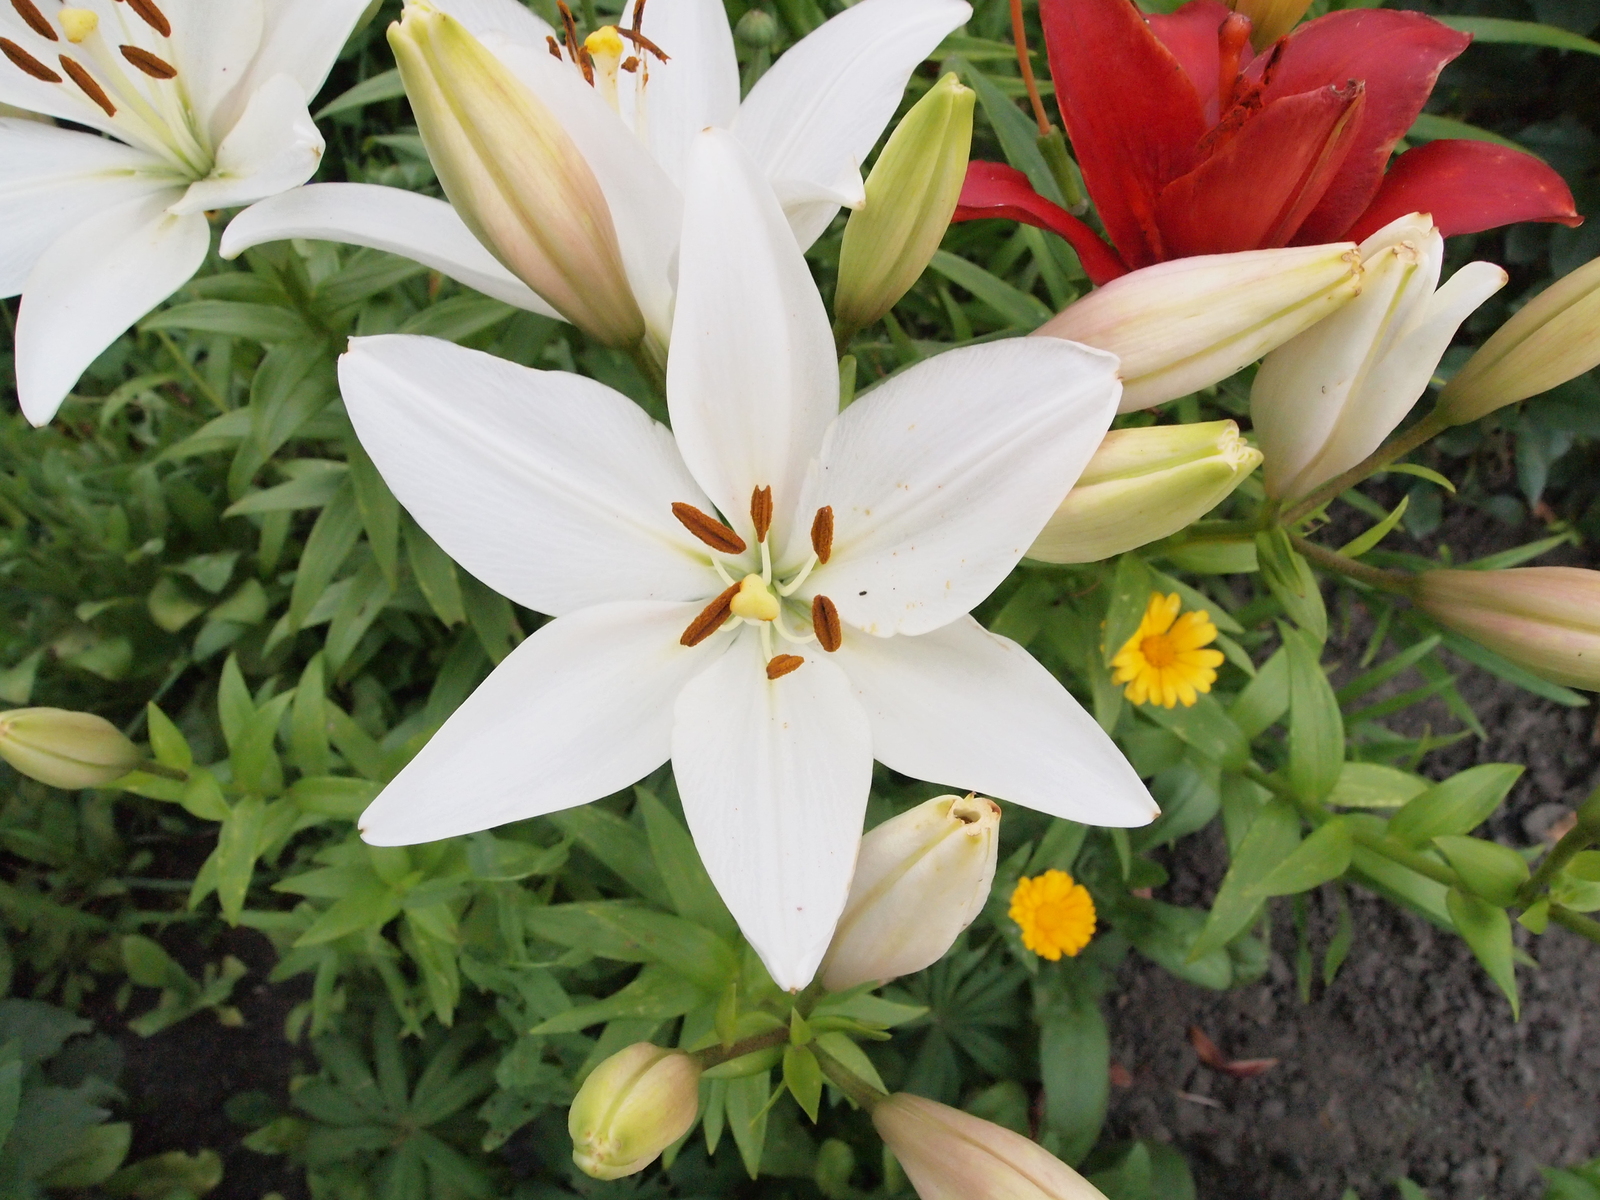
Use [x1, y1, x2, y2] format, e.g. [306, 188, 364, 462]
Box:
[156, 330, 229, 414]
[1283, 410, 1449, 526]
[1549, 904, 1600, 946]
[1518, 784, 1600, 905]
[1350, 827, 1461, 888]
[129, 760, 189, 783]
[692, 1026, 790, 1071]
[1290, 534, 1415, 597]
[629, 339, 667, 399]
[1037, 129, 1087, 213]
[810, 1043, 889, 1112]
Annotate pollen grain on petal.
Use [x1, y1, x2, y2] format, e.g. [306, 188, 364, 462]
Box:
[810, 505, 834, 564]
[671, 502, 746, 555]
[1, 36, 60, 80]
[58, 53, 115, 114]
[812, 595, 842, 652]
[119, 43, 176, 78]
[766, 654, 804, 680]
[124, 0, 172, 38]
[750, 485, 773, 543]
[10, 0, 58, 41]
[680, 582, 740, 647]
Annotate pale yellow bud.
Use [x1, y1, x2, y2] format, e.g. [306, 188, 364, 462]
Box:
[0, 708, 141, 789]
[820, 794, 1000, 992]
[1034, 242, 1363, 413]
[1414, 567, 1600, 691]
[1435, 255, 1600, 426]
[1028, 421, 1261, 564]
[389, 8, 644, 348]
[569, 1044, 701, 1180]
[1228, 0, 1314, 50]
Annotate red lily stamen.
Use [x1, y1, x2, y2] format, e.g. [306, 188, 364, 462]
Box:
[1217, 13, 1252, 114]
[1009, 0, 1052, 138]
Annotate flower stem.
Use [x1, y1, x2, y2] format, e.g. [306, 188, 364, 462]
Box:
[1282, 409, 1450, 526]
[1009, 0, 1052, 139]
[132, 760, 190, 783]
[692, 1026, 790, 1070]
[811, 1043, 889, 1112]
[1550, 905, 1600, 946]
[1518, 784, 1600, 906]
[1289, 534, 1415, 597]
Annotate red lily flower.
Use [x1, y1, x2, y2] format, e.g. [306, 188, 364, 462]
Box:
[955, 0, 1581, 284]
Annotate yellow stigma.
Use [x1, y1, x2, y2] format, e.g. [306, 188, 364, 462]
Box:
[59, 7, 99, 42]
[729, 574, 780, 622]
[1009, 870, 1096, 960]
[1110, 591, 1224, 709]
[584, 25, 625, 61]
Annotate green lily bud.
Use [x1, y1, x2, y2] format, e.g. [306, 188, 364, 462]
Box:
[833, 73, 975, 341]
[389, 4, 645, 348]
[1228, 0, 1314, 50]
[0, 708, 141, 789]
[1435, 255, 1600, 427]
[735, 8, 781, 50]
[569, 1043, 702, 1180]
[1414, 567, 1600, 691]
[1028, 421, 1262, 564]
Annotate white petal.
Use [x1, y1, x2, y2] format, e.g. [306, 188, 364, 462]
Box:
[171, 75, 322, 214]
[836, 616, 1157, 827]
[0, 14, 122, 136]
[668, 128, 837, 546]
[234, 0, 373, 119]
[0, 120, 173, 296]
[220, 183, 560, 316]
[14, 190, 206, 425]
[672, 629, 873, 990]
[339, 335, 721, 616]
[794, 339, 1120, 637]
[618, 0, 740, 186]
[361, 601, 715, 845]
[161, 0, 267, 139]
[733, 0, 970, 248]
[431, 0, 558, 45]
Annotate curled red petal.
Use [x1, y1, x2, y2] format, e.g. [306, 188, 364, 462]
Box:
[952, 160, 1130, 285]
[1147, 0, 1239, 124]
[1345, 139, 1583, 243]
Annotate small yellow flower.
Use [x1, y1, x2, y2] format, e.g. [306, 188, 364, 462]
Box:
[1110, 592, 1225, 708]
[1009, 869, 1096, 960]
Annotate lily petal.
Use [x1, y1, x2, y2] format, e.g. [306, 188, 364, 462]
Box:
[162, 0, 268, 140]
[221, 184, 560, 316]
[951, 161, 1129, 285]
[672, 630, 873, 991]
[794, 339, 1120, 637]
[0, 12, 122, 137]
[837, 616, 1157, 827]
[339, 335, 719, 615]
[233, 0, 374, 124]
[361, 601, 715, 846]
[430, 0, 557, 45]
[1147, 0, 1234, 124]
[735, 0, 971, 248]
[669, 128, 837, 548]
[618, 0, 740, 187]
[170, 75, 322, 214]
[14, 189, 205, 425]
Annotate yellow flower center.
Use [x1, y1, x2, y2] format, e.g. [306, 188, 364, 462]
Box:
[1008, 869, 1096, 961]
[1139, 633, 1177, 669]
[1110, 591, 1226, 709]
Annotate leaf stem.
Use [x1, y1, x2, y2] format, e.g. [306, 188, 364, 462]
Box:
[1549, 905, 1600, 946]
[692, 1026, 790, 1070]
[1290, 534, 1414, 597]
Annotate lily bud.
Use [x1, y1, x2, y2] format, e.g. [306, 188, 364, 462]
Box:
[1228, 0, 1314, 50]
[834, 74, 976, 340]
[389, 5, 645, 348]
[569, 1043, 702, 1180]
[1435, 255, 1600, 426]
[820, 794, 1000, 992]
[1034, 242, 1362, 412]
[0, 708, 141, 789]
[873, 1093, 1107, 1200]
[1252, 213, 1507, 501]
[1414, 567, 1600, 691]
[1029, 421, 1262, 564]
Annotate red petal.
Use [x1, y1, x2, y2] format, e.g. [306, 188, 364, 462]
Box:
[1147, 0, 1239, 124]
[952, 161, 1130, 285]
[1041, 0, 1208, 267]
[1346, 139, 1584, 243]
[1266, 9, 1470, 244]
[1155, 82, 1365, 257]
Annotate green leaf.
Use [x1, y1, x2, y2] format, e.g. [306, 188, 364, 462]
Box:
[1140, 694, 1248, 769]
[464, 831, 568, 881]
[1284, 624, 1343, 804]
[289, 482, 362, 631]
[1387, 763, 1523, 846]
[1433, 836, 1529, 906]
[290, 654, 332, 777]
[224, 463, 348, 516]
[812, 1033, 887, 1096]
[1382, 462, 1455, 492]
[1256, 529, 1326, 641]
[1422, 622, 1588, 707]
[1190, 800, 1301, 960]
[725, 1070, 771, 1179]
[345, 434, 400, 588]
[1250, 818, 1352, 896]
[782, 1045, 823, 1122]
[1327, 762, 1429, 809]
[637, 788, 736, 939]
[1334, 635, 1442, 705]
[1407, 112, 1527, 152]
[530, 964, 705, 1034]
[295, 882, 405, 947]
[524, 902, 738, 992]
[1446, 887, 1519, 1017]
[953, 58, 1066, 206]
[1337, 494, 1409, 558]
[1103, 554, 1156, 668]
[1461, 532, 1575, 571]
[545, 806, 672, 909]
[289, 776, 382, 820]
[180, 772, 233, 822]
[231, 691, 295, 796]
[403, 514, 466, 627]
[143, 301, 310, 342]
[1033, 967, 1109, 1165]
[1439, 15, 1600, 55]
[145, 703, 193, 771]
[928, 250, 1054, 329]
[122, 934, 189, 991]
[1230, 647, 1288, 739]
[39, 1123, 132, 1189]
[217, 652, 254, 751]
[398, 295, 518, 342]
[215, 795, 269, 923]
[315, 66, 406, 118]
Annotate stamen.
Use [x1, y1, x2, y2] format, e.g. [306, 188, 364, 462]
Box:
[557, 2, 593, 84]
[616, 26, 669, 62]
[766, 654, 804, 680]
[680, 582, 741, 647]
[631, 0, 649, 35]
[1, 36, 61, 81]
[810, 506, 834, 564]
[123, 0, 171, 38]
[621, 55, 639, 72]
[750, 486, 773, 543]
[58, 54, 115, 115]
[672, 502, 747, 555]
[547, 35, 563, 60]
[812, 595, 842, 652]
[9, 0, 57, 41]
[58, 8, 97, 42]
[120, 43, 175, 79]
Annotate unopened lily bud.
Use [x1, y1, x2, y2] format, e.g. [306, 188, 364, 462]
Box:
[1414, 567, 1600, 691]
[1034, 242, 1362, 412]
[873, 1093, 1107, 1200]
[834, 74, 976, 340]
[569, 1043, 702, 1180]
[735, 8, 781, 50]
[1252, 213, 1507, 501]
[1029, 421, 1262, 564]
[820, 794, 1000, 992]
[1435, 255, 1600, 426]
[0, 708, 141, 789]
[389, 6, 644, 348]
[1228, 0, 1313, 50]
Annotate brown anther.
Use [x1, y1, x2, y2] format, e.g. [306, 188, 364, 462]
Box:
[556, 2, 594, 83]
[766, 654, 804, 680]
[10, 0, 58, 41]
[812, 595, 842, 652]
[616, 25, 669, 61]
[119, 43, 175, 79]
[680, 582, 741, 647]
[621, 54, 639, 71]
[1, 36, 60, 81]
[672, 502, 746, 555]
[546, 35, 564, 59]
[810, 506, 834, 564]
[750, 486, 773, 543]
[124, 0, 171, 37]
[58, 54, 115, 115]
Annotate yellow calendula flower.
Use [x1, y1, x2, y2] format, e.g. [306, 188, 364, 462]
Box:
[1111, 592, 1224, 708]
[1009, 869, 1096, 960]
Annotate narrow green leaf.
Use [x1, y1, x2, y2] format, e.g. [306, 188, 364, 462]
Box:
[637, 788, 736, 938]
[1103, 554, 1156, 668]
[1387, 763, 1523, 846]
[1337, 494, 1409, 558]
[403, 514, 467, 627]
[146, 702, 193, 771]
[289, 482, 362, 631]
[1284, 624, 1343, 804]
[1326, 762, 1429, 809]
[783, 1045, 823, 1122]
[545, 806, 672, 909]
[315, 67, 406, 118]
[1407, 112, 1527, 152]
[345, 435, 401, 588]
[1190, 800, 1301, 960]
[1446, 887, 1519, 1017]
[1256, 530, 1326, 641]
[1439, 15, 1600, 55]
[1250, 818, 1352, 897]
[1033, 968, 1109, 1165]
[214, 796, 268, 923]
[953, 58, 1066, 205]
[290, 653, 332, 777]
[1141, 694, 1248, 769]
[1230, 647, 1288, 739]
[725, 1071, 771, 1180]
[928, 250, 1054, 329]
[1432, 835, 1529, 906]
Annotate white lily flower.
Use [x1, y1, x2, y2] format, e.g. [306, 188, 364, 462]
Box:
[221, 0, 971, 353]
[1251, 213, 1508, 502]
[0, 0, 373, 425]
[340, 130, 1155, 991]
